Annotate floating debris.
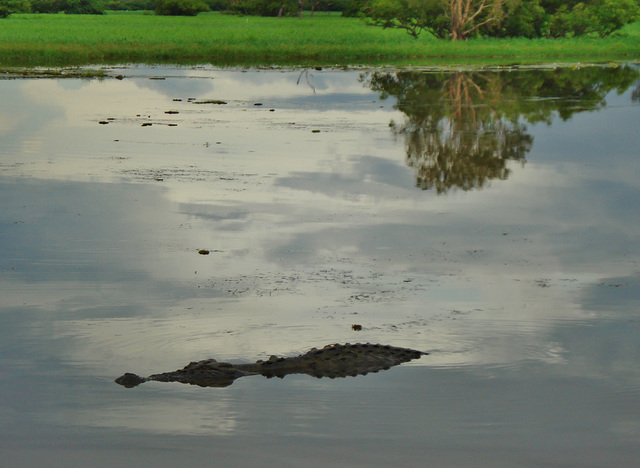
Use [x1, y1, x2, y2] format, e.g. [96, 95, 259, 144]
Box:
[193, 99, 227, 105]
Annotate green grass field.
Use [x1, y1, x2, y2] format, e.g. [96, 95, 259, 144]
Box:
[1, 11, 640, 67]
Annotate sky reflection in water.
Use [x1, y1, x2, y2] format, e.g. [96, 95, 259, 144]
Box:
[1, 65, 639, 467]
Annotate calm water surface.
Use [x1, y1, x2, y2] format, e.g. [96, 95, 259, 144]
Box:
[1, 65, 639, 466]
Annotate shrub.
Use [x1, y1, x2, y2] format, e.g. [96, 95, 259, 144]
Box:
[548, 0, 639, 38]
[155, 0, 210, 15]
[0, 0, 30, 17]
[30, 0, 106, 13]
[341, 0, 365, 16]
[588, 0, 640, 37]
[229, 0, 297, 17]
[30, 0, 58, 12]
[203, 0, 227, 10]
[105, 0, 155, 10]
[548, 3, 591, 37]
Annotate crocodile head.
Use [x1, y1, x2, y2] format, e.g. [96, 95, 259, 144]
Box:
[115, 372, 147, 388]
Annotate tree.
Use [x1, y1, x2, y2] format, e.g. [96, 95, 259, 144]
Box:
[366, 0, 639, 39]
[0, 0, 29, 17]
[480, 0, 547, 38]
[500, 0, 640, 38]
[308, 0, 326, 17]
[366, 0, 504, 40]
[445, 0, 504, 40]
[366, 0, 449, 38]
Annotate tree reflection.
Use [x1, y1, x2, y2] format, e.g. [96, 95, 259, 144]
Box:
[365, 66, 640, 194]
[632, 80, 640, 103]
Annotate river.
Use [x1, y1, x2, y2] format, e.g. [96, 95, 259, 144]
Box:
[1, 64, 639, 466]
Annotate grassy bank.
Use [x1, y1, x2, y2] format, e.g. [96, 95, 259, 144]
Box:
[1, 12, 640, 67]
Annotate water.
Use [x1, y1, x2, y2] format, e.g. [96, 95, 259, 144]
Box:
[1, 64, 639, 467]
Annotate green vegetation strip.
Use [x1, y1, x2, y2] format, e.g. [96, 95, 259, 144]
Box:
[1, 12, 640, 67]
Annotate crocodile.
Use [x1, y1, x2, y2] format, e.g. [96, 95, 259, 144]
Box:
[115, 343, 427, 388]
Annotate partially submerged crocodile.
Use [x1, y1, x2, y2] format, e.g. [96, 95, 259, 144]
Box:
[115, 343, 427, 388]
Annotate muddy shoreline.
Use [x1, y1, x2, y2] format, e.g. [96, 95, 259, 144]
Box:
[3, 60, 638, 80]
